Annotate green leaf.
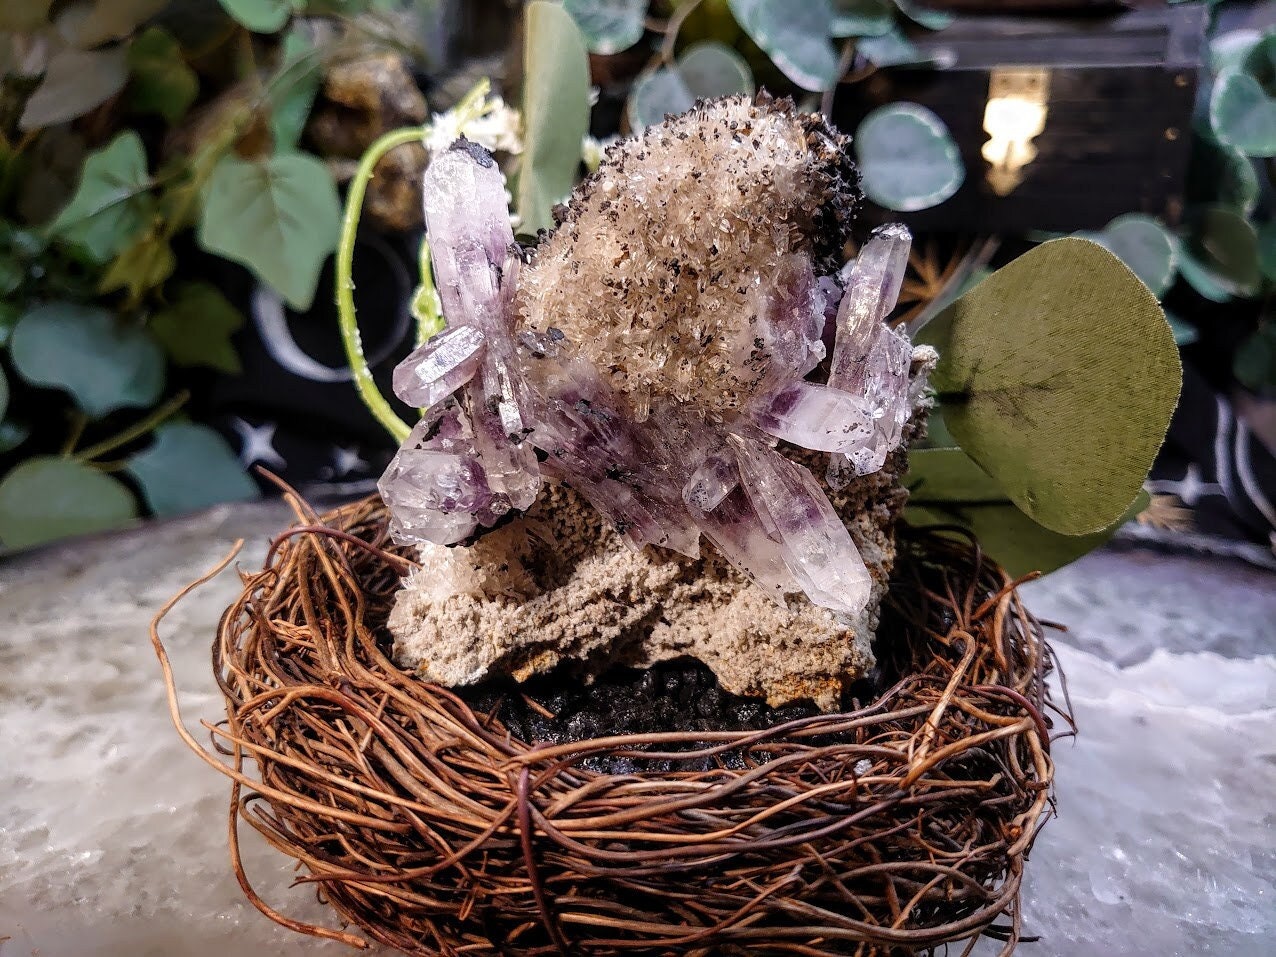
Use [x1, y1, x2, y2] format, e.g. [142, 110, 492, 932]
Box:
[1187, 134, 1259, 217]
[20, 45, 129, 130]
[628, 68, 694, 130]
[1164, 310, 1198, 346]
[0, 420, 30, 454]
[728, 0, 841, 92]
[1094, 213, 1178, 298]
[217, 0, 294, 33]
[678, 40, 754, 98]
[150, 281, 246, 374]
[1210, 29, 1262, 75]
[126, 422, 259, 517]
[831, 0, 893, 38]
[919, 237, 1180, 535]
[269, 27, 323, 151]
[857, 26, 937, 67]
[1177, 250, 1233, 302]
[0, 301, 19, 348]
[126, 26, 198, 123]
[58, 0, 168, 47]
[1257, 220, 1276, 283]
[0, 457, 137, 551]
[855, 102, 963, 212]
[198, 152, 340, 310]
[1235, 322, 1276, 392]
[907, 449, 1149, 578]
[1184, 204, 1260, 298]
[10, 302, 165, 418]
[563, 0, 647, 55]
[893, 0, 952, 31]
[1210, 71, 1276, 157]
[0, 256, 21, 297]
[517, 1, 591, 235]
[0, 365, 8, 422]
[49, 131, 153, 264]
[99, 229, 176, 304]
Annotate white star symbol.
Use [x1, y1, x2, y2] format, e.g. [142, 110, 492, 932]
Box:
[232, 418, 287, 469]
[1147, 463, 1222, 507]
[332, 445, 369, 477]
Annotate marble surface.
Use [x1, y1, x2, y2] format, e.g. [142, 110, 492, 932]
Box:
[1, 504, 1273, 957]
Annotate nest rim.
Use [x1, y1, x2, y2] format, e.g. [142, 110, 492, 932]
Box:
[153, 492, 1066, 957]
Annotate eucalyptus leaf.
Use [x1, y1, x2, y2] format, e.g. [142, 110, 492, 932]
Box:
[217, 0, 294, 32]
[1234, 322, 1276, 392]
[127, 422, 259, 517]
[20, 45, 129, 130]
[1164, 311, 1198, 346]
[126, 26, 198, 123]
[727, 0, 841, 92]
[1210, 29, 1262, 75]
[856, 26, 939, 67]
[1257, 221, 1276, 283]
[49, 131, 153, 264]
[563, 0, 647, 55]
[517, 1, 591, 235]
[0, 420, 29, 454]
[1187, 134, 1259, 217]
[855, 103, 963, 212]
[0, 457, 137, 551]
[628, 68, 694, 131]
[150, 281, 246, 375]
[893, 0, 952, 31]
[57, 0, 168, 47]
[10, 302, 165, 418]
[1185, 204, 1260, 298]
[919, 238, 1180, 535]
[1177, 250, 1233, 303]
[198, 152, 340, 311]
[830, 0, 892, 38]
[678, 41, 754, 99]
[1210, 71, 1276, 157]
[1096, 213, 1178, 298]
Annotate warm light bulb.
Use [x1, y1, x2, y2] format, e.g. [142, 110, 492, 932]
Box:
[982, 68, 1050, 196]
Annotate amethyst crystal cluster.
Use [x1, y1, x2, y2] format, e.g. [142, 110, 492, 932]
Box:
[380, 96, 917, 621]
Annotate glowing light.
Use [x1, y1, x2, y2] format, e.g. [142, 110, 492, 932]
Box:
[982, 68, 1050, 196]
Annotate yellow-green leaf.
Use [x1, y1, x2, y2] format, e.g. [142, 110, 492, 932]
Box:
[126, 26, 199, 123]
[150, 281, 246, 374]
[920, 238, 1180, 535]
[99, 228, 175, 305]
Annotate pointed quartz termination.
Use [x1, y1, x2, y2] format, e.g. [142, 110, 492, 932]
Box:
[393, 325, 486, 410]
[683, 453, 739, 512]
[731, 434, 872, 616]
[826, 223, 914, 489]
[751, 380, 876, 455]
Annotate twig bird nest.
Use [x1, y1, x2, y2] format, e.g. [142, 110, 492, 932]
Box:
[153, 492, 1064, 956]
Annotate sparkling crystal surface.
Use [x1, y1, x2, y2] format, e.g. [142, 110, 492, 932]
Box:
[380, 100, 923, 617]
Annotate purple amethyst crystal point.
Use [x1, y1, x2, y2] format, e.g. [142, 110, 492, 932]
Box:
[731, 435, 871, 616]
[392, 325, 486, 410]
[683, 453, 739, 513]
[378, 406, 485, 546]
[750, 380, 876, 455]
[826, 223, 914, 489]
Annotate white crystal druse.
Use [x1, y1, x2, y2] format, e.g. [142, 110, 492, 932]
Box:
[379, 95, 921, 621]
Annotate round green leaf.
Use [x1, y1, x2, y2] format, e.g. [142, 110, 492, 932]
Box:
[217, 0, 292, 33]
[727, 0, 841, 92]
[0, 420, 30, 454]
[1164, 310, 1198, 347]
[127, 422, 259, 517]
[563, 0, 646, 55]
[0, 457, 137, 550]
[1177, 251, 1233, 303]
[516, 1, 591, 235]
[855, 103, 964, 212]
[1185, 204, 1261, 298]
[1210, 71, 1276, 157]
[198, 152, 340, 311]
[1187, 134, 1259, 217]
[921, 237, 1181, 535]
[831, 0, 893, 38]
[628, 68, 695, 131]
[1234, 322, 1276, 392]
[1257, 221, 1276, 283]
[126, 26, 198, 124]
[19, 45, 128, 130]
[10, 302, 165, 418]
[1210, 29, 1262, 75]
[906, 447, 1150, 577]
[1096, 214, 1178, 298]
[49, 131, 154, 264]
[150, 281, 246, 374]
[677, 41, 755, 99]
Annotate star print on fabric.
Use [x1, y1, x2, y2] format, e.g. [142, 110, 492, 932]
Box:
[232, 418, 287, 469]
[332, 445, 369, 478]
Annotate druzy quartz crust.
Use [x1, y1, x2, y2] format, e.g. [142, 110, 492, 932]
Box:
[379, 96, 928, 703]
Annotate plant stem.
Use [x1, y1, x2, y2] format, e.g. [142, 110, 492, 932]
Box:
[412, 236, 444, 346]
[336, 127, 425, 444]
[73, 389, 191, 462]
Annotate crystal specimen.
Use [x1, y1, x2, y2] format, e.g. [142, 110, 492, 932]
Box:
[381, 96, 922, 627]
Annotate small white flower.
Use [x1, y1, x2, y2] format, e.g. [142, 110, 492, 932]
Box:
[581, 134, 617, 174]
[424, 95, 524, 157]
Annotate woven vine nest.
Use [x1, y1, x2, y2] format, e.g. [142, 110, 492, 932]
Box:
[154, 491, 1066, 957]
